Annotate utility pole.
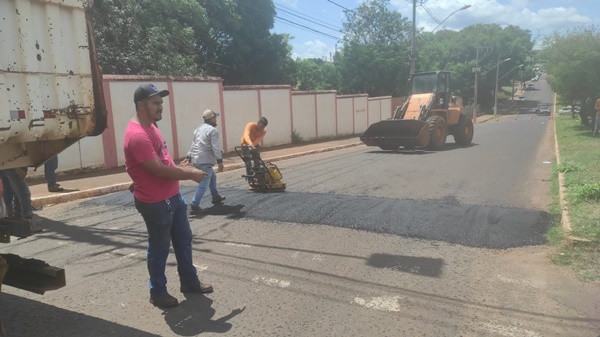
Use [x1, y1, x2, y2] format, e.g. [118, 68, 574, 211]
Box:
[494, 57, 511, 116]
[473, 47, 480, 123]
[410, 0, 416, 75]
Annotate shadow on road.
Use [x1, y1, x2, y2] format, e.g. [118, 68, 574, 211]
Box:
[163, 295, 245, 335]
[367, 253, 444, 277]
[0, 293, 161, 337]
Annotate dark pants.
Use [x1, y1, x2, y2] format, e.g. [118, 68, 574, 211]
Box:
[1, 169, 32, 219]
[134, 193, 200, 295]
[44, 155, 59, 187]
[241, 145, 261, 177]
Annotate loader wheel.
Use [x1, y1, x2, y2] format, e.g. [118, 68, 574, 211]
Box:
[427, 115, 447, 150]
[453, 114, 474, 145]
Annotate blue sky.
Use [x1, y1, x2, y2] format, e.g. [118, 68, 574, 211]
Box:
[272, 0, 599, 59]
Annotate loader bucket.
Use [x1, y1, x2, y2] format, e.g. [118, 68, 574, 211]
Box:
[360, 119, 430, 150]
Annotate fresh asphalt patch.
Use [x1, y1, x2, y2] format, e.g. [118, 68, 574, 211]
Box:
[85, 187, 552, 250]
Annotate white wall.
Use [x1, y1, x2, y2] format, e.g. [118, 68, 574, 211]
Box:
[353, 95, 369, 134]
[222, 88, 259, 152]
[171, 80, 222, 157]
[336, 96, 354, 136]
[26, 75, 392, 175]
[260, 87, 292, 147]
[292, 93, 317, 141]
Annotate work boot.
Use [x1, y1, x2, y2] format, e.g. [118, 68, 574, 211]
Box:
[189, 205, 203, 215]
[180, 282, 213, 294]
[48, 184, 64, 192]
[211, 195, 226, 204]
[150, 292, 179, 308]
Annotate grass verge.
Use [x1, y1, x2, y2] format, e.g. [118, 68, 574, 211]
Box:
[550, 115, 600, 282]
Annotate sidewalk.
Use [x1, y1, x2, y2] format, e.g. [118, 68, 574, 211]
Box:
[28, 115, 496, 208]
[28, 137, 364, 208]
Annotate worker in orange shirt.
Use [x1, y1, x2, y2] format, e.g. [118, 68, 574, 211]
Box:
[240, 117, 268, 180]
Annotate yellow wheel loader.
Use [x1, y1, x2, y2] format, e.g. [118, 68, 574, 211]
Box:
[360, 71, 474, 150]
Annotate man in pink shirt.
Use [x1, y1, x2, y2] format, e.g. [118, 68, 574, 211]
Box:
[124, 83, 212, 308]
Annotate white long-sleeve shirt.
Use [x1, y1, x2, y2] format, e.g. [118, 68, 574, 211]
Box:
[187, 123, 222, 165]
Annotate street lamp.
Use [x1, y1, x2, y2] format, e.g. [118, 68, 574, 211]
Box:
[498, 64, 523, 100]
[431, 5, 471, 33]
[410, 2, 471, 74]
[494, 57, 511, 116]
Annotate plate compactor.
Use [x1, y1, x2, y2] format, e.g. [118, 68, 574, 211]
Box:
[235, 146, 286, 192]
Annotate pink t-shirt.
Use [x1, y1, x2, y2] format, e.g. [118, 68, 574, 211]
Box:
[123, 120, 179, 203]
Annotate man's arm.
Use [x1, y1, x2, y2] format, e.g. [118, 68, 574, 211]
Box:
[242, 123, 254, 145]
[140, 158, 207, 183]
[210, 129, 224, 172]
[252, 129, 266, 146]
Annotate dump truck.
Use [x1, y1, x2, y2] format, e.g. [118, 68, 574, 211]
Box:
[0, 0, 106, 296]
[360, 71, 474, 150]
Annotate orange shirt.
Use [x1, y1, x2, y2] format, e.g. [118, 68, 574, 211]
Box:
[595, 98, 600, 116]
[241, 122, 266, 146]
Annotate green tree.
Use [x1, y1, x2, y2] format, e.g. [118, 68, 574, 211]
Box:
[541, 26, 600, 124]
[294, 58, 338, 91]
[198, 0, 295, 85]
[418, 24, 533, 109]
[90, 0, 206, 76]
[336, 0, 412, 96]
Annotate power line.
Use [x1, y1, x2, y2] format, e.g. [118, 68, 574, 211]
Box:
[326, 0, 356, 14]
[274, 3, 342, 31]
[235, 1, 343, 41]
[275, 16, 342, 41]
[275, 5, 342, 33]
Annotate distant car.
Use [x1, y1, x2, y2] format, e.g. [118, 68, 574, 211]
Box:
[558, 106, 575, 116]
[537, 104, 551, 116]
[526, 84, 534, 90]
[518, 96, 525, 101]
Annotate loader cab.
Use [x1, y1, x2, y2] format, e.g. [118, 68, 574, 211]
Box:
[410, 71, 451, 110]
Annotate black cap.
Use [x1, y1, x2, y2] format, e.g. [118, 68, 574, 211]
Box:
[134, 83, 169, 103]
[258, 116, 268, 126]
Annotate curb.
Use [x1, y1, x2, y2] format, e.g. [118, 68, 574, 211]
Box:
[31, 142, 364, 207]
[551, 95, 587, 245]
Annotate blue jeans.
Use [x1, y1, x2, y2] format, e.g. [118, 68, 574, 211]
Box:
[190, 164, 219, 207]
[2, 168, 32, 219]
[44, 155, 58, 187]
[0, 172, 13, 208]
[134, 193, 200, 295]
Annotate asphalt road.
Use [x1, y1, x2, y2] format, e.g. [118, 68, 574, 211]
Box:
[2, 90, 600, 336]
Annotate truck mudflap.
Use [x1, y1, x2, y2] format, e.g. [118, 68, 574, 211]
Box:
[360, 119, 430, 150]
[0, 254, 65, 295]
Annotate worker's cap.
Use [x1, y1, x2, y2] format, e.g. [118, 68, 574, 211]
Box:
[134, 83, 169, 103]
[203, 109, 220, 119]
[258, 116, 268, 126]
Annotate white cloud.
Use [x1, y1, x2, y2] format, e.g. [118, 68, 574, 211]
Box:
[390, 0, 593, 37]
[293, 39, 332, 60]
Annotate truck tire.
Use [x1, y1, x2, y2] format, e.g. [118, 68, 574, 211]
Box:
[427, 115, 447, 150]
[453, 114, 474, 145]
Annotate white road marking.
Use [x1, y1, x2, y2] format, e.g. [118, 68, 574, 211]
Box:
[312, 254, 323, 261]
[107, 249, 138, 259]
[542, 161, 551, 164]
[353, 296, 402, 312]
[497, 274, 546, 289]
[193, 264, 208, 271]
[225, 242, 252, 248]
[291, 252, 299, 259]
[482, 322, 542, 337]
[252, 276, 291, 288]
